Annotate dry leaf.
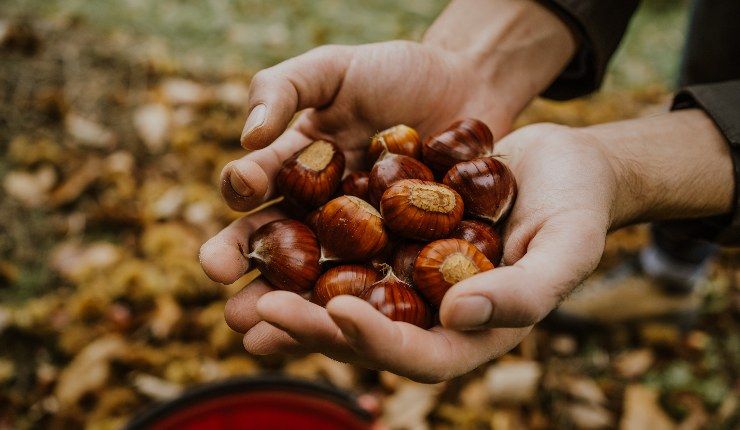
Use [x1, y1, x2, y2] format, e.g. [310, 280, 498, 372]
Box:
[620, 385, 675, 430]
[614, 349, 654, 379]
[133, 103, 171, 153]
[3, 166, 56, 207]
[485, 360, 542, 404]
[382, 380, 444, 430]
[65, 113, 116, 149]
[566, 403, 614, 429]
[133, 373, 183, 401]
[55, 335, 127, 405]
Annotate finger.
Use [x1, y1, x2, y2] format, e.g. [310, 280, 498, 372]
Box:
[221, 128, 311, 211]
[440, 213, 606, 329]
[199, 208, 283, 284]
[224, 280, 274, 333]
[256, 291, 361, 363]
[326, 296, 530, 382]
[241, 45, 353, 149]
[243, 321, 307, 355]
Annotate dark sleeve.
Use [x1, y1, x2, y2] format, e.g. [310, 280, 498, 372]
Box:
[656, 80, 740, 245]
[536, 0, 640, 100]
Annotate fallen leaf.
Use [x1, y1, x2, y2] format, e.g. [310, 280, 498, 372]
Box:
[3, 166, 56, 207]
[614, 349, 654, 379]
[133, 103, 171, 153]
[65, 113, 116, 149]
[566, 403, 614, 429]
[485, 360, 542, 404]
[382, 380, 444, 430]
[620, 385, 676, 430]
[133, 373, 183, 401]
[55, 335, 128, 405]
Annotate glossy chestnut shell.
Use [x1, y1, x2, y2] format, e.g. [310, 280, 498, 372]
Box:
[391, 242, 426, 285]
[380, 179, 464, 241]
[367, 124, 421, 165]
[368, 152, 434, 207]
[315, 195, 389, 262]
[312, 265, 379, 307]
[276, 140, 345, 209]
[248, 219, 321, 293]
[413, 238, 494, 307]
[442, 157, 517, 225]
[361, 268, 432, 328]
[422, 118, 493, 174]
[340, 171, 370, 201]
[450, 220, 503, 264]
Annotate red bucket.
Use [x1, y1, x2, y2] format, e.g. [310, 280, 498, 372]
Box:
[125, 376, 373, 430]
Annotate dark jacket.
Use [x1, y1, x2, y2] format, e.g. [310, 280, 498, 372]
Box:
[541, 0, 740, 245]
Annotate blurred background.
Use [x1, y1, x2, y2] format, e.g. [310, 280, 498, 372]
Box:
[0, 0, 737, 429]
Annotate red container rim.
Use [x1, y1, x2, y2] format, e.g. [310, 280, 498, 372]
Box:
[124, 374, 373, 430]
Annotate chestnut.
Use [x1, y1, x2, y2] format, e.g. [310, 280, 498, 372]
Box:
[312, 265, 379, 307]
[442, 157, 517, 225]
[367, 151, 434, 207]
[340, 171, 370, 201]
[422, 118, 493, 174]
[315, 195, 389, 262]
[361, 267, 432, 328]
[450, 220, 503, 264]
[248, 219, 321, 293]
[413, 238, 494, 307]
[367, 124, 421, 165]
[391, 241, 426, 285]
[380, 179, 464, 241]
[276, 140, 345, 209]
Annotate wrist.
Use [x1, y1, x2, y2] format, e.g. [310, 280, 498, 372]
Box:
[423, 0, 576, 119]
[585, 109, 734, 229]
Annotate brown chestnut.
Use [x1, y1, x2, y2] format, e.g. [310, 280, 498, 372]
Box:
[367, 124, 421, 165]
[422, 118, 493, 174]
[248, 219, 321, 293]
[312, 265, 379, 307]
[368, 152, 434, 206]
[276, 140, 345, 209]
[361, 267, 432, 328]
[442, 157, 517, 225]
[340, 171, 370, 201]
[450, 220, 503, 264]
[304, 208, 321, 233]
[315, 195, 389, 262]
[391, 242, 425, 285]
[380, 179, 464, 241]
[413, 238, 494, 307]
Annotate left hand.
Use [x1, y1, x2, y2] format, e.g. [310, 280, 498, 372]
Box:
[218, 123, 619, 382]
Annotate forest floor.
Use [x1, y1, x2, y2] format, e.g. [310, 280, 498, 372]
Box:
[0, 2, 738, 429]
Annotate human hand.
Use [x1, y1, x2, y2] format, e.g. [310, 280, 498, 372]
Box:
[203, 124, 618, 382]
[205, 107, 733, 383]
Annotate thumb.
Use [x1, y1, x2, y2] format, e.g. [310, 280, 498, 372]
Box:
[439, 214, 606, 329]
[240, 45, 353, 150]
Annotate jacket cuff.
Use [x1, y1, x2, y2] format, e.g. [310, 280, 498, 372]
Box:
[537, 0, 639, 100]
[659, 80, 740, 245]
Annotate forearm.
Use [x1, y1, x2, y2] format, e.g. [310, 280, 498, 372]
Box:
[423, 0, 577, 118]
[587, 109, 734, 228]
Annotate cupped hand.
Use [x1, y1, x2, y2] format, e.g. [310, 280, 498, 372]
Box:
[213, 41, 514, 214]
[202, 120, 622, 382]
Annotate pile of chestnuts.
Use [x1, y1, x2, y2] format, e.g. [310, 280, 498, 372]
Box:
[248, 119, 516, 328]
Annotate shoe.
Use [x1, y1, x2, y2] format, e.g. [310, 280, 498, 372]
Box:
[552, 247, 708, 325]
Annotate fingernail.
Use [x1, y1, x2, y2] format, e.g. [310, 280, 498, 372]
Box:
[241, 104, 267, 142]
[229, 169, 254, 197]
[446, 296, 492, 329]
